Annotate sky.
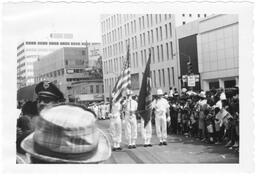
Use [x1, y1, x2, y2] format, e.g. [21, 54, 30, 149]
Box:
[2, 2, 102, 41]
[1, 2, 102, 68]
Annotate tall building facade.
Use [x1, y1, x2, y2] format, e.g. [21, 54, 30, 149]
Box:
[101, 14, 179, 100]
[17, 33, 99, 89]
[197, 14, 239, 90]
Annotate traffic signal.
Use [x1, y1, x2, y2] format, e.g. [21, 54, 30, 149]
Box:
[187, 61, 192, 74]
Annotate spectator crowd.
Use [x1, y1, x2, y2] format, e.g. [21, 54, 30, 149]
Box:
[166, 87, 239, 151]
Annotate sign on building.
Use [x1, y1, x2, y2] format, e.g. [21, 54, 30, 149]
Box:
[187, 75, 196, 87]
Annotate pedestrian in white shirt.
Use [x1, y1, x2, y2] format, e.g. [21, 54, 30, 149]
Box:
[123, 90, 138, 149]
[109, 99, 122, 151]
[152, 89, 171, 145]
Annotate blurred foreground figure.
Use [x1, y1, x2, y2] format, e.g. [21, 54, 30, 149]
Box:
[19, 104, 111, 164]
[17, 81, 65, 155]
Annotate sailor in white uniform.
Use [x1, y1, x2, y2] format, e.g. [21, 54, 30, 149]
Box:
[123, 90, 138, 149]
[109, 98, 122, 151]
[151, 89, 171, 145]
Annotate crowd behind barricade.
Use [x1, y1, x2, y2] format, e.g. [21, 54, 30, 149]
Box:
[165, 87, 239, 151]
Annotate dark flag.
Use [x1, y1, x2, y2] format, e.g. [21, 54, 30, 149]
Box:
[137, 52, 152, 127]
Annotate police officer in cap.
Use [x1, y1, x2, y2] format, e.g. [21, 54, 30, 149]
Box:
[35, 81, 65, 112]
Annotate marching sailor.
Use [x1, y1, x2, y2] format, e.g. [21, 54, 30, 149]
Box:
[109, 98, 122, 151]
[152, 89, 171, 146]
[123, 90, 138, 149]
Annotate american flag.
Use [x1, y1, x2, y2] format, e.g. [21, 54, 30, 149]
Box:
[112, 47, 131, 103]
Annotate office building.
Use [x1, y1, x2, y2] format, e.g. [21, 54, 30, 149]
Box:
[17, 33, 99, 88]
[33, 47, 102, 100]
[197, 14, 239, 90]
[101, 14, 179, 100]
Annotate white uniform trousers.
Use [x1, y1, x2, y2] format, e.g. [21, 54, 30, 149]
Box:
[124, 116, 137, 145]
[141, 118, 152, 144]
[155, 115, 167, 142]
[110, 116, 122, 147]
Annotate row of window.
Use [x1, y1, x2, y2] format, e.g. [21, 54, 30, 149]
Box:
[66, 77, 92, 82]
[103, 43, 174, 74]
[182, 14, 207, 17]
[104, 66, 175, 93]
[102, 25, 173, 59]
[75, 84, 104, 94]
[22, 41, 91, 46]
[34, 68, 65, 82]
[102, 21, 173, 46]
[102, 14, 172, 33]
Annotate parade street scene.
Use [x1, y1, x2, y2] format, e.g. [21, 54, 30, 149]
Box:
[2, 3, 241, 164]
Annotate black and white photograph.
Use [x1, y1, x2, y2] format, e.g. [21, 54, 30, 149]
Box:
[1, 0, 255, 175]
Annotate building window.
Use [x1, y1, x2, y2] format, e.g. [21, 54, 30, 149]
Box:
[141, 51, 144, 66]
[167, 68, 171, 86]
[153, 70, 156, 87]
[157, 46, 160, 62]
[151, 30, 154, 43]
[158, 69, 161, 87]
[147, 31, 150, 44]
[169, 23, 172, 38]
[151, 47, 155, 64]
[134, 20, 136, 33]
[143, 33, 146, 46]
[198, 14, 200, 17]
[142, 16, 145, 29]
[204, 14, 207, 17]
[171, 67, 175, 86]
[209, 81, 219, 89]
[182, 21, 186, 25]
[166, 43, 169, 60]
[182, 14, 185, 17]
[136, 52, 138, 67]
[165, 24, 168, 39]
[90, 85, 94, 93]
[156, 28, 159, 41]
[144, 49, 147, 64]
[96, 85, 100, 93]
[162, 69, 165, 87]
[161, 44, 164, 61]
[170, 42, 173, 59]
[160, 27, 163, 41]
[49, 42, 59, 45]
[155, 14, 158, 24]
[146, 14, 149, 27]
[189, 14, 192, 17]
[224, 80, 236, 88]
[150, 14, 153, 26]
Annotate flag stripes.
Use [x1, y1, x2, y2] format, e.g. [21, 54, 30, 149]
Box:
[112, 46, 131, 103]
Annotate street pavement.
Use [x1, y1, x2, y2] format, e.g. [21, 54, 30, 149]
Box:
[97, 119, 239, 164]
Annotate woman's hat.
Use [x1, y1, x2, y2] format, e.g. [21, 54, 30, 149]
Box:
[21, 104, 111, 163]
